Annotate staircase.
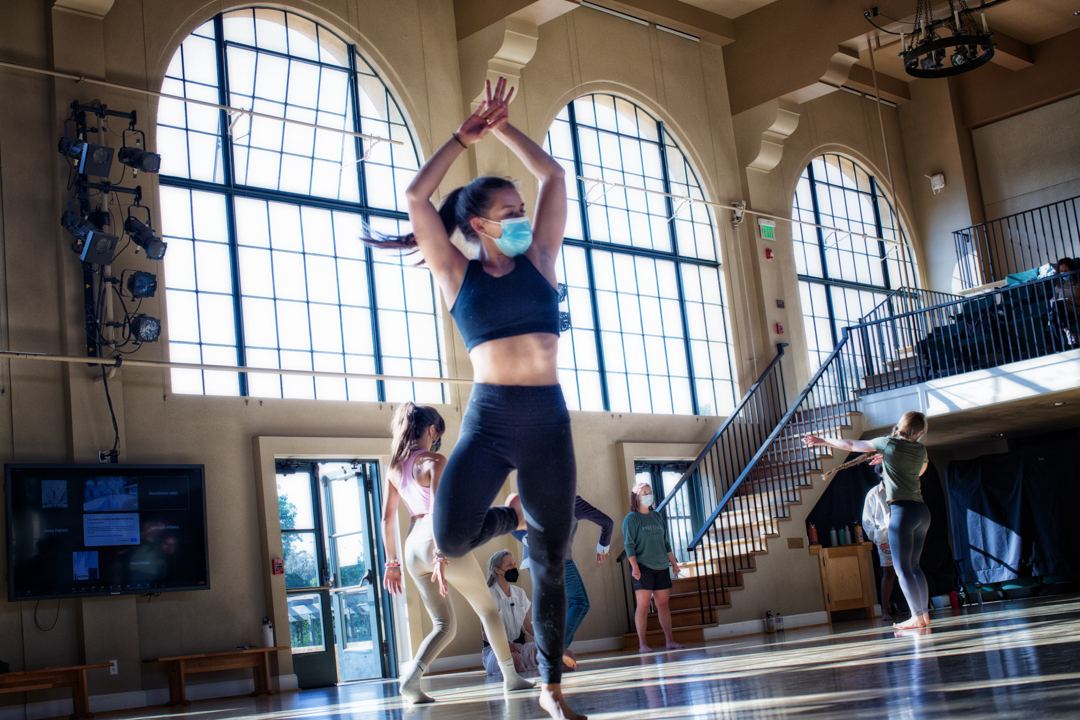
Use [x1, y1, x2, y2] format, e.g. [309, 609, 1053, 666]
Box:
[620, 342, 865, 648]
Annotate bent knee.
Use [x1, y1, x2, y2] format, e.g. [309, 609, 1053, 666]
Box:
[431, 526, 470, 559]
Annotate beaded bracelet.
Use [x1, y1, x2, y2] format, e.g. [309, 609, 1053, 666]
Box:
[432, 549, 449, 566]
[384, 559, 401, 569]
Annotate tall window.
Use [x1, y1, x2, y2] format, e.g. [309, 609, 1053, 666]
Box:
[792, 154, 917, 369]
[545, 96, 736, 416]
[157, 10, 443, 403]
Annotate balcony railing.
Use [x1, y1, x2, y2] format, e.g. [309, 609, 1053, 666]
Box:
[953, 195, 1080, 289]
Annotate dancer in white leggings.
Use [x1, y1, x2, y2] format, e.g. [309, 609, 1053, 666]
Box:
[381, 402, 532, 703]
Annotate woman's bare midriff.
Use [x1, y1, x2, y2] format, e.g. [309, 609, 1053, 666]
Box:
[469, 333, 559, 385]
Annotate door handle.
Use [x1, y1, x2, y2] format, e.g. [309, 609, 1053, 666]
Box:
[359, 569, 373, 589]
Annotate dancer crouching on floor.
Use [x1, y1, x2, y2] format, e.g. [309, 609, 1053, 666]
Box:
[365, 77, 583, 720]
[380, 403, 532, 703]
[803, 411, 930, 629]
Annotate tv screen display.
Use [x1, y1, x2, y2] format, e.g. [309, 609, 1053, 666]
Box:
[5, 464, 209, 601]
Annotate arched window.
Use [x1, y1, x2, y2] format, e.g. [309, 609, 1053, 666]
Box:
[157, 9, 442, 403]
[544, 96, 736, 416]
[791, 154, 917, 369]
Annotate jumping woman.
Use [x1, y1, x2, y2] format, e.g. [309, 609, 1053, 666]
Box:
[367, 77, 582, 720]
[803, 411, 930, 629]
[380, 403, 532, 703]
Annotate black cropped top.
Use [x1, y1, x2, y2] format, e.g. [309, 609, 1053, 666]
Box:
[449, 255, 560, 352]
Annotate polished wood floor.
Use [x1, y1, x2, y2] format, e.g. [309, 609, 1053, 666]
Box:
[99, 594, 1080, 719]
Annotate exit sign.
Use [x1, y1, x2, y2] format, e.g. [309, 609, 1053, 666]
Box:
[758, 218, 776, 240]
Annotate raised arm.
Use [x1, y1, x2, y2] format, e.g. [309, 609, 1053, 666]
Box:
[404, 94, 510, 304]
[485, 80, 566, 280]
[802, 434, 877, 454]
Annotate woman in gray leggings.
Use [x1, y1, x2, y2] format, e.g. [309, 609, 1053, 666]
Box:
[803, 411, 930, 629]
[380, 403, 532, 703]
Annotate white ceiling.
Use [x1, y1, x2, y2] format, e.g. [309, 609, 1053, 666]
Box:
[676, 0, 776, 20]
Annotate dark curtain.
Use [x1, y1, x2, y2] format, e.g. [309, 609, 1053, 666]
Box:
[948, 428, 1080, 583]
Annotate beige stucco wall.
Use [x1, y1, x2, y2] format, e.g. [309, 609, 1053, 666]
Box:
[0, 0, 1072, 707]
[972, 93, 1080, 222]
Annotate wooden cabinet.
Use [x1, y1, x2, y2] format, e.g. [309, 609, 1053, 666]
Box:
[810, 542, 877, 622]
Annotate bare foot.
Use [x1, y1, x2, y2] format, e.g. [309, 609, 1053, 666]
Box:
[638, 644, 653, 654]
[665, 640, 684, 650]
[881, 614, 893, 624]
[506, 493, 527, 531]
[539, 684, 586, 720]
[893, 616, 927, 630]
[895, 626, 932, 637]
[562, 652, 577, 670]
[921, 612, 930, 626]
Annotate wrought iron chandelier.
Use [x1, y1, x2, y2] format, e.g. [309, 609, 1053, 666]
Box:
[901, 0, 995, 78]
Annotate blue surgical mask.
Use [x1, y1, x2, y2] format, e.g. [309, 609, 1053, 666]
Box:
[639, 494, 654, 509]
[490, 216, 533, 257]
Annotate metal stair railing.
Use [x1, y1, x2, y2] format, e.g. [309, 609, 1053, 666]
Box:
[683, 332, 859, 626]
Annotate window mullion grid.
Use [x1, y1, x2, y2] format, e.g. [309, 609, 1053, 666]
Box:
[213, 13, 249, 396]
[347, 48, 385, 401]
[567, 100, 610, 411]
[806, 161, 839, 350]
[657, 124, 699, 416]
[868, 175, 894, 291]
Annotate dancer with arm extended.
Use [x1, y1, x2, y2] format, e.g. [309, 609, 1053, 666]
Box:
[380, 403, 532, 704]
[366, 77, 582, 720]
[512, 495, 614, 648]
[803, 411, 930, 629]
[623, 482, 683, 654]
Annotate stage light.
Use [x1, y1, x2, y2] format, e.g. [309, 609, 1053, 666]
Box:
[62, 211, 119, 265]
[128, 314, 161, 342]
[126, 271, 157, 298]
[58, 138, 114, 177]
[118, 146, 160, 173]
[124, 217, 167, 260]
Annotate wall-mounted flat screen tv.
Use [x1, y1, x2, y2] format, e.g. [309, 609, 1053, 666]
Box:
[5, 464, 209, 601]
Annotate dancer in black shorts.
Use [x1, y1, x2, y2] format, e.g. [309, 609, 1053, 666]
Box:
[623, 482, 683, 653]
[365, 77, 581, 720]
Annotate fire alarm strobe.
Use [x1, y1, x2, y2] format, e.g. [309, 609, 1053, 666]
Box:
[775, 323, 784, 335]
[272, 558, 284, 575]
[765, 248, 774, 260]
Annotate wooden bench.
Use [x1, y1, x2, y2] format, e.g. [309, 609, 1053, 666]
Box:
[143, 647, 290, 707]
[0, 662, 112, 719]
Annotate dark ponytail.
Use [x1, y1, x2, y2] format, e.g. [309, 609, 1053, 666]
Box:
[361, 176, 517, 262]
[389, 402, 446, 469]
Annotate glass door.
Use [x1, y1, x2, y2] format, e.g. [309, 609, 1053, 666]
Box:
[276, 460, 395, 688]
[277, 464, 336, 689]
[321, 461, 395, 682]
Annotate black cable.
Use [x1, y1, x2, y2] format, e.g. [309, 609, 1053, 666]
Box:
[863, 12, 905, 35]
[101, 363, 120, 459]
[34, 599, 61, 631]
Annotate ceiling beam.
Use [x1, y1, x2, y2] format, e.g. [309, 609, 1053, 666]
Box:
[595, 0, 735, 45]
[455, 0, 580, 41]
[988, 28, 1033, 71]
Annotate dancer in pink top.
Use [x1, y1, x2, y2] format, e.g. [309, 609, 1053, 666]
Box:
[381, 402, 532, 703]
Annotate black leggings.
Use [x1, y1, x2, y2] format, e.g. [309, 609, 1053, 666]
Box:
[432, 383, 576, 684]
[888, 500, 931, 617]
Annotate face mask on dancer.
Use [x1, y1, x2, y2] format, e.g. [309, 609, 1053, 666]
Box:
[502, 568, 520, 583]
[639, 494, 654, 509]
[481, 216, 533, 257]
[431, 438, 442, 453]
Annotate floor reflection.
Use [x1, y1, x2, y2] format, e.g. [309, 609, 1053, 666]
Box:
[93, 594, 1080, 719]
